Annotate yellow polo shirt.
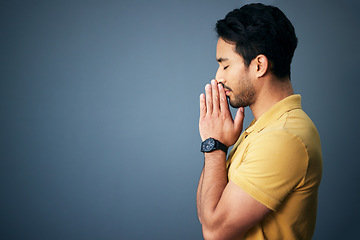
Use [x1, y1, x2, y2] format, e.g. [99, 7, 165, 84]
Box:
[227, 94, 322, 240]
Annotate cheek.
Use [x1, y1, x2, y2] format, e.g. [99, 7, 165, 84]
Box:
[227, 69, 241, 85]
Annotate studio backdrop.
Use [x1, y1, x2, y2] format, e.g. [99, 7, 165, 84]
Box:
[1, 0, 359, 239]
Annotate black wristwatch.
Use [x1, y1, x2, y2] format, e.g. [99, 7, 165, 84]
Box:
[200, 138, 228, 153]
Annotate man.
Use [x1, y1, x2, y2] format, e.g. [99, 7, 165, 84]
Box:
[197, 3, 322, 240]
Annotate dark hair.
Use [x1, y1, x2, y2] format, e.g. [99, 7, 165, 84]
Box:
[215, 3, 298, 79]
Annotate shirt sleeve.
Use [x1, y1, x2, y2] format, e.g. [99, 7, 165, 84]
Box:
[229, 130, 309, 210]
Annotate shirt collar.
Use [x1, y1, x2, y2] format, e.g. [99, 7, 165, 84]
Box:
[245, 94, 302, 134]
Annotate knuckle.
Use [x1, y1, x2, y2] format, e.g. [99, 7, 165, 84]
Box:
[222, 111, 229, 118]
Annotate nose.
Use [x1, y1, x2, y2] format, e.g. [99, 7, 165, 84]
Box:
[215, 68, 225, 84]
[215, 68, 221, 80]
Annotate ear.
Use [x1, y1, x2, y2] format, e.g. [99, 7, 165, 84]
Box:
[254, 54, 268, 78]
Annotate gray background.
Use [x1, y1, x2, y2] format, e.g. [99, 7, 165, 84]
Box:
[1, 0, 359, 239]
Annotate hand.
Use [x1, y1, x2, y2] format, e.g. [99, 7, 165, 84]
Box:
[199, 79, 245, 147]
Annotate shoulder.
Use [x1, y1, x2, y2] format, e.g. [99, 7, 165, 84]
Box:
[248, 129, 308, 164]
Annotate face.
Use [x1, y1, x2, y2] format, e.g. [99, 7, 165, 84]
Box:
[215, 38, 256, 108]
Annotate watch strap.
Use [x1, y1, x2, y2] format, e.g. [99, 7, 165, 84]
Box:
[215, 139, 228, 153]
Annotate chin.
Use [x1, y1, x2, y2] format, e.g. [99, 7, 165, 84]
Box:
[229, 99, 249, 108]
[229, 102, 242, 108]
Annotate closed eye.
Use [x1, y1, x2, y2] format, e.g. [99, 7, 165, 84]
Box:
[223, 66, 229, 70]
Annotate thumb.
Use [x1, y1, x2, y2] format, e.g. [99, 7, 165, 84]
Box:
[234, 107, 245, 133]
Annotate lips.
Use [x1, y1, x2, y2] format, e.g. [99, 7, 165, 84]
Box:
[218, 82, 231, 95]
[224, 87, 231, 95]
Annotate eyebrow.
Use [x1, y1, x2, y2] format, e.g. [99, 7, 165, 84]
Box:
[217, 57, 229, 63]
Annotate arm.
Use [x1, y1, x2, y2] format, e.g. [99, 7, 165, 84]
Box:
[196, 167, 204, 223]
[197, 80, 271, 239]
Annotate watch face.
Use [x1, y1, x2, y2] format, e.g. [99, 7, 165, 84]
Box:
[204, 138, 215, 152]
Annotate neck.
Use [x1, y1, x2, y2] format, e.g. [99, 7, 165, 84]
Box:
[250, 77, 294, 120]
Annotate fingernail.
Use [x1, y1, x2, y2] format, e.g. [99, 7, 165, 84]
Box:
[240, 107, 244, 113]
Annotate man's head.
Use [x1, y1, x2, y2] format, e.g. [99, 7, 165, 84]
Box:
[216, 3, 297, 79]
[214, 3, 297, 108]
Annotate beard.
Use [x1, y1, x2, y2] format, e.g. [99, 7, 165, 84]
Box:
[228, 77, 256, 108]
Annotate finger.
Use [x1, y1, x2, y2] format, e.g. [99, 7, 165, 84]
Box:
[205, 84, 212, 114]
[211, 79, 220, 114]
[218, 82, 230, 114]
[234, 107, 245, 133]
[200, 93, 206, 118]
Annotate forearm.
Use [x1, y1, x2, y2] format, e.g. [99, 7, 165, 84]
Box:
[199, 150, 228, 227]
[197, 80, 246, 238]
[197, 167, 204, 223]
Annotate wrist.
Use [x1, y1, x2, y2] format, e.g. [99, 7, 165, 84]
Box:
[204, 150, 226, 159]
[201, 138, 228, 154]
